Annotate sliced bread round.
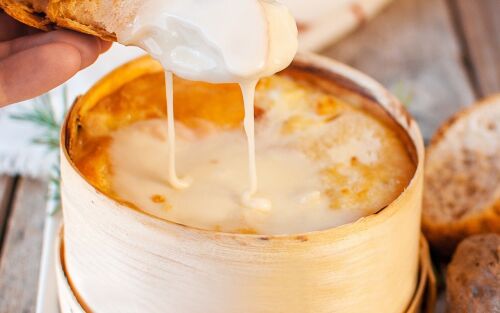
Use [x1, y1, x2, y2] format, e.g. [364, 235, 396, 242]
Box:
[0, 0, 142, 41]
[423, 94, 500, 255]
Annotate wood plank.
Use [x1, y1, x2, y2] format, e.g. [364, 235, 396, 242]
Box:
[322, 0, 475, 140]
[0, 176, 16, 251]
[0, 178, 48, 313]
[450, 0, 500, 96]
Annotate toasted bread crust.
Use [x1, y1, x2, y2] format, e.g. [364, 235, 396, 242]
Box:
[0, 0, 116, 40]
[423, 94, 500, 256]
[446, 234, 500, 313]
[423, 203, 500, 256]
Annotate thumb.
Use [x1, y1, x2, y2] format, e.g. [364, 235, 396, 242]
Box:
[0, 31, 107, 107]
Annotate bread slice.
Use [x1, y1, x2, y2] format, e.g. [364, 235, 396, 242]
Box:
[0, 0, 143, 41]
[446, 234, 500, 313]
[423, 94, 500, 256]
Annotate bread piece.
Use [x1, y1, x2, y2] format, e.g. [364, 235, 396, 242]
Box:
[446, 234, 500, 313]
[423, 94, 500, 256]
[0, 0, 143, 41]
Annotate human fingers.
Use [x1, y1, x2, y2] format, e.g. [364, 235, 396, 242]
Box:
[0, 30, 103, 69]
[100, 39, 113, 53]
[0, 42, 85, 106]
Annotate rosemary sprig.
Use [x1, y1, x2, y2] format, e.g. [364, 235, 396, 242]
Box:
[10, 96, 59, 129]
[32, 137, 60, 151]
[10, 92, 62, 146]
[10, 86, 69, 215]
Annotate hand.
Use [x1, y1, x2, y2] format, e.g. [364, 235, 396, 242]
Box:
[0, 13, 112, 107]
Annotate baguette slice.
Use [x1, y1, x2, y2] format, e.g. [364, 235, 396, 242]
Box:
[0, 0, 143, 41]
[423, 94, 500, 256]
[446, 234, 500, 313]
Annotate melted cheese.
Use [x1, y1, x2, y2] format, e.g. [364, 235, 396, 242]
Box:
[117, 0, 298, 211]
[94, 76, 416, 234]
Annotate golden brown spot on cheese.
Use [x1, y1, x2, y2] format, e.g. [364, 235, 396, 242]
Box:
[254, 106, 265, 120]
[236, 228, 258, 235]
[151, 194, 165, 203]
[163, 203, 173, 211]
[315, 95, 343, 116]
[281, 115, 315, 135]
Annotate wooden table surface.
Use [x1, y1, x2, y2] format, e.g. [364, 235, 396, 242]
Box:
[0, 0, 498, 312]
